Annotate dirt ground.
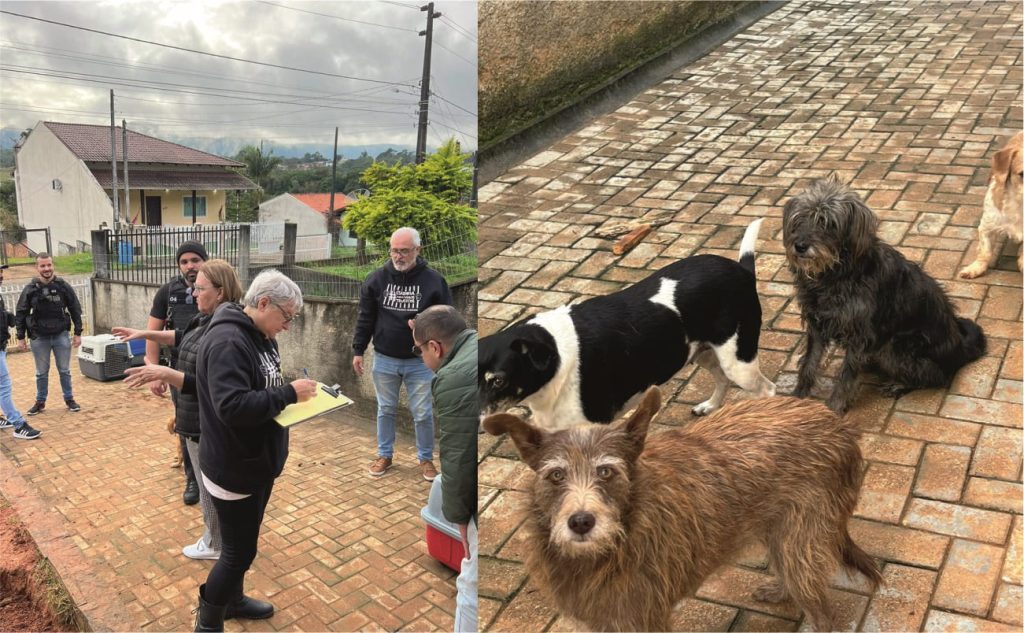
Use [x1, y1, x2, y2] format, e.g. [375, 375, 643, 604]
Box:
[0, 496, 63, 632]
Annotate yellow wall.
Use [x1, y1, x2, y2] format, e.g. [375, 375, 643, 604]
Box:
[121, 189, 228, 226]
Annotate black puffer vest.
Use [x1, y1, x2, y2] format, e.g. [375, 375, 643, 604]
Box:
[173, 313, 211, 438]
[165, 277, 199, 368]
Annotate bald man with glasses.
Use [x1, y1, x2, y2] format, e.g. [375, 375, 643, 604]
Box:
[352, 227, 452, 481]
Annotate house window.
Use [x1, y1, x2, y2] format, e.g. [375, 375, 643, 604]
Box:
[183, 196, 207, 218]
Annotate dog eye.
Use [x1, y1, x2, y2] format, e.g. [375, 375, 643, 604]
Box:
[596, 466, 613, 479]
[492, 376, 506, 389]
[548, 468, 565, 483]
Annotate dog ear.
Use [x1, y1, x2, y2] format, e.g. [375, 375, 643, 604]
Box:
[621, 386, 662, 453]
[482, 413, 548, 469]
[511, 337, 555, 372]
[843, 194, 879, 259]
[990, 144, 1016, 211]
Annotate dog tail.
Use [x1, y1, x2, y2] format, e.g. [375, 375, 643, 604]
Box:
[737, 218, 764, 273]
[956, 317, 987, 363]
[842, 529, 883, 590]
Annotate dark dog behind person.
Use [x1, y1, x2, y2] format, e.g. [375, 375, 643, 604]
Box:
[192, 269, 317, 631]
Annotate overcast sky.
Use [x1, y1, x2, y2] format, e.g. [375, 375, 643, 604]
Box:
[0, 0, 477, 156]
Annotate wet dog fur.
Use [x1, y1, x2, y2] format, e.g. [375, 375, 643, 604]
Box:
[484, 387, 881, 631]
[783, 177, 986, 413]
[959, 131, 1023, 278]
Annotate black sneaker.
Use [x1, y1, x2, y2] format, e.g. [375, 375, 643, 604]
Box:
[0, 416, 12, 429]
[13, 423, 41, 440]
[65, 399, 81, 412]
[27, 401, 45, 416]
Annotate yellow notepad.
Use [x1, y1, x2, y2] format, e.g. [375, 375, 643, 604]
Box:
[275, 382, 354, 427]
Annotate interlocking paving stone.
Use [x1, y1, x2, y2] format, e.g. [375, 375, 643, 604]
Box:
[933, 539, 1004, 616]
[0, 351, 455, 631]
[477, 0, 1021, 629]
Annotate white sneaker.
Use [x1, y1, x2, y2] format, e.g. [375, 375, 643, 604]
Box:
[182, 537, 221, 560]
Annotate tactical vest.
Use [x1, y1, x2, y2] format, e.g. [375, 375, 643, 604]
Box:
[164, 277, 199, 367]
[27, 280, 73, 337]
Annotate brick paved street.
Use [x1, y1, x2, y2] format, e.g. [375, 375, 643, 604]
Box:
[0, 350, 456, 631]
[478, 1, 1022, 631]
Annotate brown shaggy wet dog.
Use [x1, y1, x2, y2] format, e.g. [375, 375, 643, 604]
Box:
[484, 387, 881, 632]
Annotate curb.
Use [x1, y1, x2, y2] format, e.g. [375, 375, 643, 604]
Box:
[0, 448, 132, 632]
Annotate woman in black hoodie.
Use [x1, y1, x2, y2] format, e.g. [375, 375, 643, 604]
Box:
[192, 269, 316, 632]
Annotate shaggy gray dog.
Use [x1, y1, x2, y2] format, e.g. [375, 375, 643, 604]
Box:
[783, 177, 987, 413]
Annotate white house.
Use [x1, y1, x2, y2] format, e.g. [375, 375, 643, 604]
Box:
[14, 121, 257, 254]
[258, 192, 358, 247]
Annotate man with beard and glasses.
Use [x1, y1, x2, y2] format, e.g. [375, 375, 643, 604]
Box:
[15, 253, 83, 415]
[147, 240, 207, 506]
[352, 227, 452, 482]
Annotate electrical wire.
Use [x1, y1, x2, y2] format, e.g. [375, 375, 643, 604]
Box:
[255, 1, 419, 32]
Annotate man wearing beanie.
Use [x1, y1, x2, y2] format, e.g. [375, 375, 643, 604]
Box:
[146, 239, 207, 508]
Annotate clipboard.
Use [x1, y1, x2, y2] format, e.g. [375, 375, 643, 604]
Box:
[275, 382, 353, 427]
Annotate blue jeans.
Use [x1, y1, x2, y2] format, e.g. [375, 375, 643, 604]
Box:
[30, 332, 74, 402]
[0, 351, 28, 430]
[371, 353, 434, 461]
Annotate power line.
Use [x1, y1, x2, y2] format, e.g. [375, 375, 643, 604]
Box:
[0, 9, 417, 88]
[438, 15, 477, 43]
[255, 1, 418, 32]
[434, 39, 475, 67]
[1, 40, 420, 103]
[1, 64, 417, 112]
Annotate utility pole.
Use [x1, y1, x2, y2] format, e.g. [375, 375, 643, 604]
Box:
[415, 2, 441, 164]
[110, 89, 120, 229]
[328, 126, 339, 243]
[122, 120, 130, 225]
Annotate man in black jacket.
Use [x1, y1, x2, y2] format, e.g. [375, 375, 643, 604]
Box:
[352, 227, 452, 481]
[147, 240, 207, 505]
[0, 265, 40, 439]
[15, 253, 82, 415]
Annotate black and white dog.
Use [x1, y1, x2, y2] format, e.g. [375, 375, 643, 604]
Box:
[783, 177, 987, 413]
[479, 219, 775, 429]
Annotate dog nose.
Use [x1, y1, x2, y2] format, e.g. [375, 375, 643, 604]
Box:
[794, 242, 810, 254]
[568, 512, 595, 535]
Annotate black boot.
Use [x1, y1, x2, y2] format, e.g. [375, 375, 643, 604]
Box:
[183, 478, 199, 505]
[225, 593, 274, 620]
[194, 584, 227, 632]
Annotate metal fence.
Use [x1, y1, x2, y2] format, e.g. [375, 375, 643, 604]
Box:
[95, 220, 476, 300]
[296, 219, 477, 298]
[100, 224, 246, 285]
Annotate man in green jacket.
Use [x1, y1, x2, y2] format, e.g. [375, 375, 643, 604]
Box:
[410, 305, 477, 632]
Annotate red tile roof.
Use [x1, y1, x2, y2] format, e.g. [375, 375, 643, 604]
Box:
[90, 168, 256, 190]
[291, 193, 355, 214]
[43, 122, 243, 166]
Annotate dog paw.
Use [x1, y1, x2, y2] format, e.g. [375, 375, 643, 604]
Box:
[692, 401, 717, 416]
[826, 395, 850, 415]
[958, 265, 985, 279]
[753, 581, 788, 603]
[880, 382, 911, 399]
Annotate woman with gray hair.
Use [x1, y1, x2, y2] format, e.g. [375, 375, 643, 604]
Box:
[192, 269, 316, 631]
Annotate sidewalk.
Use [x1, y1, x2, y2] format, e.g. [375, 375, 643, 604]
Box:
[478, 0, 1022, 630]
[0, 350, 456, 631]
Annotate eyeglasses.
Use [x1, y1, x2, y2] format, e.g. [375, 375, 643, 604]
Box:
[271, 303, 299, 323]
[411, 340, 437, 356]
[389, 248, 416, 256]
[193, 283, 218, 293]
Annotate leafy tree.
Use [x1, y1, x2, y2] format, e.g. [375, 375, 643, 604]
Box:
[235, 142, 282, 197]
[342, 138, 476, 251]
[0, 180, 26, 242]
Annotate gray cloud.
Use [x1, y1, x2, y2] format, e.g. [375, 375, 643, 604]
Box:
[0, 0, 477, 156]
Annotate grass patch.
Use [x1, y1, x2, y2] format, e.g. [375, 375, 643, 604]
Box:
[6, 252, 93, 274]
[34, 557, 86, 631]
[307, 252, 476, 285]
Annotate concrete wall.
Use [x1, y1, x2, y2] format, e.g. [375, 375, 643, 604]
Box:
[91, 277, 478, 424]
[478, 0, 752, 149]
[15, 124, 114, 253]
